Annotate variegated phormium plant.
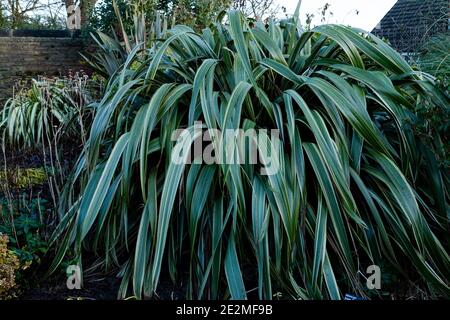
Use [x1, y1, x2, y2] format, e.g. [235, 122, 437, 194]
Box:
[49, 4, 450, 300]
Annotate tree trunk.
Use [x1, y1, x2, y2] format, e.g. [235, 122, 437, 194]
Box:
[79, 0, 97, 27]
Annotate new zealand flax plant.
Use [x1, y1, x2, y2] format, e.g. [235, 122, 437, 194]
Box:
[48, 2, 450, 299]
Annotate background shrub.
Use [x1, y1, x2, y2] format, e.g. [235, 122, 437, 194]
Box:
[0, 234, 21, 299]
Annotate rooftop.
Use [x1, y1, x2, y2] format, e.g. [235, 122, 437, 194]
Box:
[372, 0, 450, 52]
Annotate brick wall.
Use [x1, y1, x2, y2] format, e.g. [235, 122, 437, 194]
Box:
[0, 30, 85, 102]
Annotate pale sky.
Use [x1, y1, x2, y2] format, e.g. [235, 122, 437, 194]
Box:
[276, 0, 398, 31]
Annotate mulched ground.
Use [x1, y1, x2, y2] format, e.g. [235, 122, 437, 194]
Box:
[20, 274, 186, 300]
[0, 141, 82, 169]
[21, 276, 120, 300]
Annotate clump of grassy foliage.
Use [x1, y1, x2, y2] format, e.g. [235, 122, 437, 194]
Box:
[48, 5, 450, 299]
[0, 74, 94, 150]
[0, 2, 438, 300]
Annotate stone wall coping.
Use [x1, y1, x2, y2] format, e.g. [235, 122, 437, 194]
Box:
[0, 37, 83, 42]
[0, 29, 81, 38]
